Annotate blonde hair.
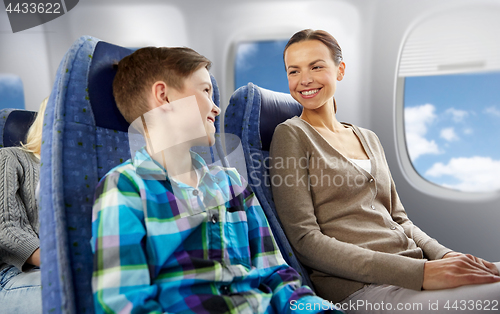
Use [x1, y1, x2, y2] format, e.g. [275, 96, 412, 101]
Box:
[21, 97, 48, 159]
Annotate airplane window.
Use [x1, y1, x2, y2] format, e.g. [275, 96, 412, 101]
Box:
[234, 40, 289, 93]
[403, 72, 500, 193]
[397, 7, 500, 195]
[0, 74, 24, 110]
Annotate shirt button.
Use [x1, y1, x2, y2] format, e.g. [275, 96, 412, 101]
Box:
[369, 178, 374, 183]
[211, 214, 218, 224]
[390, 226, 396, 230]
[192, 189, 199, 196]
[371, 205, 375, 210]
[220, 285, 230, 295]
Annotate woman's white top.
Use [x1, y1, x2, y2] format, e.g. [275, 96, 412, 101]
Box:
[349, 158, 372, 174]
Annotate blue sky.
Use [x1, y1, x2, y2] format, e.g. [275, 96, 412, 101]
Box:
[404, 72, 500, 192]
[234, 40, 289, 93]
[0, 74, 25, 109]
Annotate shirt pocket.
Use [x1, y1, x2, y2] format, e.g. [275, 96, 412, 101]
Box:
[224, 204, 251, 269]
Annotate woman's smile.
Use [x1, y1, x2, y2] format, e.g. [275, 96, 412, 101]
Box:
[299, 88, 321, 98]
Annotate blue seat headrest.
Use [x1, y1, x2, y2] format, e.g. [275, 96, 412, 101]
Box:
[2, 110, 37, 147]
[88, 41, 221, 132]
[259, 87, 302, 151]
[88, 41, 133, 132]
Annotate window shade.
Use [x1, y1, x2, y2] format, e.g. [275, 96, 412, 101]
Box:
[398, 7, 500, 77]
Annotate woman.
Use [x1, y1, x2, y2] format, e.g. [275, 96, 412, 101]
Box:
[269, 29, 500, 313]
[0, 97, 48, 314]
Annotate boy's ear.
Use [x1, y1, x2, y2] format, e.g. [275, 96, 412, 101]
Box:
[151, 81, 169, 106]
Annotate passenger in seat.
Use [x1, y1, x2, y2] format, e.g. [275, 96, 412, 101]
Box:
[91, 47, 341, 313]
[269, 29, 500, 313]
[0, 97, 48, 314]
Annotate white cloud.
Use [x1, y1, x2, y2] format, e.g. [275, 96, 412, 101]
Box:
[0, 74, 23, 94]
[463, 128, 473, 135]
[425, 156, 500, 192]
[405, 104, 441, 161]
[484, 106, 500, 117]
[445, 108, 468, 122]
[440, 127, 459, 142]
[235, 43, 258, 71]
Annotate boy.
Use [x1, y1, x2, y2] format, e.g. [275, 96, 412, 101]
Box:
[91, 47, 341, 313]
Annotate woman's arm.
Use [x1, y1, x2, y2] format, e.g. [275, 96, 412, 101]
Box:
[371, 131, 500, 288]
[368, 130, 451, 260]
[388, 175, 451, 260]
[25, 248, 40, 267]
[269, 124, 425, 290]
[0, 149, 40, 270]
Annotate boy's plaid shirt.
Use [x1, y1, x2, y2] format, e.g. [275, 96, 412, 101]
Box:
[91, 147, 338, 313]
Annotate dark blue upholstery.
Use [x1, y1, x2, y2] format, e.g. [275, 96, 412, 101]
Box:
[88, 41, 133, 132]
[223, 83, 314, 288]
[0, 108, 37, 148]
[39, 36, 222, 314]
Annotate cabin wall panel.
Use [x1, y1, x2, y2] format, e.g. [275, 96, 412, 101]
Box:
[0, 10, 52, 111]
[369, 0, 500, 261]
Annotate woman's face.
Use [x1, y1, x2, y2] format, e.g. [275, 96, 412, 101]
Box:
[284, 39, 344, 111]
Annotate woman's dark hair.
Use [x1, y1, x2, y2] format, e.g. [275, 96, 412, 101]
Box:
[283, 29, 343, 65]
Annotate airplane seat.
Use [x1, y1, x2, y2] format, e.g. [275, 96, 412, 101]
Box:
[0, 108, 36, 148]
[39, 36, 223, 314]
[223, 83, 315, 289]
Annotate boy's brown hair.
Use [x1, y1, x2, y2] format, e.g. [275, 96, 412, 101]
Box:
[113, 47, 212, 123]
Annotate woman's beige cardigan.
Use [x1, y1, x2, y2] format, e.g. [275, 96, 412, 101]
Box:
[269, 117, 451, 303]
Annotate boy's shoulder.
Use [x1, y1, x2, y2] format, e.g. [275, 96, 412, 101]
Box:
[102, 158, 134, 177]
[97, 158, 141, 189]
[110, 158, 135, 172]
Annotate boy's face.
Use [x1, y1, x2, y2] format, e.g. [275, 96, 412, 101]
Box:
[167, 67, 220, 146]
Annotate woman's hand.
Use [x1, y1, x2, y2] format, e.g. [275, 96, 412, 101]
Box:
[423, 253, 500, 290]
[443, 251, 499, 276]
[25, 248, 40, 267]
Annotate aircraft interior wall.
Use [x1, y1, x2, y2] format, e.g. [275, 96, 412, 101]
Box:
[0, 0, 499, 262]
[369, 0, 500, 262]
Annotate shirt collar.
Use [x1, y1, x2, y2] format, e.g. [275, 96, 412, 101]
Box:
[132, 147, 211, 182]
[133, 147, 241, 208]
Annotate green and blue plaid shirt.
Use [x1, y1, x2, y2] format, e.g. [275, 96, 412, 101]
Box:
[91, 147, 339, 313]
